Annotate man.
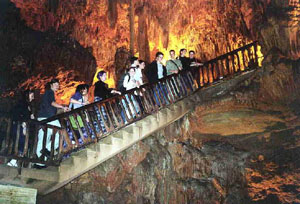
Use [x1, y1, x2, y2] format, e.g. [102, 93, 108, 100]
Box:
[36, 79, 69, 166]
[178, 48, 190, 70]
[166, 50, 182, 75]
[146, 52, 167, 84]
[166, 50, 183, 98]
[189, 50, 203, 87]
[146, 52, 169, 105]
[177, 49, 195, 91]
[189, 50, 203, 68]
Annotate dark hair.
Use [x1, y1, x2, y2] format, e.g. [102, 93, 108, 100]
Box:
[50, 78, 59, 85]
[169, 50, 175, 53]
[155, 52, 164, 58]
[23, 89, 35, 103]
[75, 84, 89, 94]
[128, 67, 136, 72]
[45, 78, 59, 90]
[130, 56, 138, 64]
[180, 48, 186, 54]
[189, 50, 195, 54]
[97, 71, 106, 80]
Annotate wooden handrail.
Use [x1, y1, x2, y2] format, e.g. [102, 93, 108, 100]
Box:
[0, 41, 261, 167]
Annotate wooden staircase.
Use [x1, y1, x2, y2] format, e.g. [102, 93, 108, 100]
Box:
[0, 97, 194, 195]
[0, 42, 261, 196]
[0, 70, 256, 195]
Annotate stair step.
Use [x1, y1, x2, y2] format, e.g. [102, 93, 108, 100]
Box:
[111, 135, 124, 146]
[98, 143, 112, 155]
[59, 157, 74, 171]
[21, 166, 59, 182]
[72, 148, 96, 159]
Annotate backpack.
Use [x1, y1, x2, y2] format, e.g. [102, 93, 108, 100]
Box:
[117, 73, 130, 93]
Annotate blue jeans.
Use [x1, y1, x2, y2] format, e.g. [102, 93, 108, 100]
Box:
[94, 97, 108, 133]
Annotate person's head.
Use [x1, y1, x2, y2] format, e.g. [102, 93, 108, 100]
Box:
[128, 67, 136, 77]
[189, 50, 195, 59]
[24, 89, 35, 103]
[180, 48, 187, 56]
[155, 52, 164, 63]
[49, 79, 59, 92]
[97, 71, 107, 82]
[169, 50, 176, 59]
[130, 56, 139, 66]
[76, 84, 89, 95]
[138, 60, 145, 69]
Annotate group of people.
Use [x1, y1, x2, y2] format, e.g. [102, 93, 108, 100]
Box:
[8, 48, 203, 168]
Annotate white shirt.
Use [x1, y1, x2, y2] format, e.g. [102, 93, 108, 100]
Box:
[157, 62, 164, 79]
[123, 75, 138, 90]
[134, 68, 143, 85]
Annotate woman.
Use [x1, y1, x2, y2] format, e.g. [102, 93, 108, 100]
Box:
[123, 67, 141, 119]
[8, 89, 36, 167]
[68, 84, 92, 143]
[69, 84, 90, 109]
[94, 71, 121, 102]
[94, 71, 121, 132]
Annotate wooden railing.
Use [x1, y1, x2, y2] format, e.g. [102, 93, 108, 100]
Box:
[0, 41, 260, 167]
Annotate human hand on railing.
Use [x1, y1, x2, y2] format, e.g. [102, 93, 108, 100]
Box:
[63, 106, 71, 112]
[191, 62, 203, 67]
[22, 122, 27, 135]
[111, 90, 121, 95]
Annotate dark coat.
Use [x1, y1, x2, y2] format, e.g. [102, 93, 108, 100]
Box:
[145, 61, 167, 84]
[179, 56, 190, 70]
[94, 80, 113, 100]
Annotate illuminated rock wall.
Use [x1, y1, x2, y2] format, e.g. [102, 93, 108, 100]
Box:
[2, 0, 299, 105]
[11, 0, 263, 68]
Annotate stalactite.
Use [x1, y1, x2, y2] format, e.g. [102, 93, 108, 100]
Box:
[107, 0, 118, 29]
[137, 5, 150, 62]
[129, 0, 135, 55]
[47, 0, 59, 13]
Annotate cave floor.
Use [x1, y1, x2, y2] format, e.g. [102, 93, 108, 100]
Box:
[190, 103, 300, 204]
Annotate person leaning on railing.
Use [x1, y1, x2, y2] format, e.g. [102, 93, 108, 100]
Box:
[122, 67, 141, 120]
[68, 84, 91, 143]
[166, 50, 183, 98]
[145, 52, 170, 106]
[94, 71, 121, 133]
[36, 79, 70, 167]
[188, 50, 203, 87]
[7, 89, 36, 167]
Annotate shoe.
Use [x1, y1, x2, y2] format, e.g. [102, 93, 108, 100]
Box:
[7, 159, 18, 167]
[41, 149, 51, 158]
[33, 164, 47, 169]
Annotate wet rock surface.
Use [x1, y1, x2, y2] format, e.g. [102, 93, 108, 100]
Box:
[38, 97, 300, 203]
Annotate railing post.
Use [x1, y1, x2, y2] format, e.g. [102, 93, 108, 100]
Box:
[4, 118, 12, 155]
[59, 119, 74, 153]
[22, 121, 30, 157]
[241, 49, 247, 70]
[254, 42, 259, 67]
[78, 110, 93, 141]
[236, 52, 241, 72]
[85, 109, 100, 138]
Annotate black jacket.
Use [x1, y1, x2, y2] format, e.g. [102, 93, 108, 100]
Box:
[94, 80, 113, 100]
[145, 61, 167, 84]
